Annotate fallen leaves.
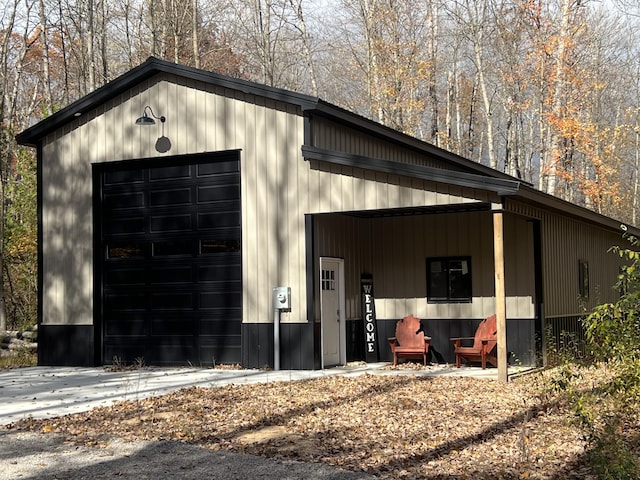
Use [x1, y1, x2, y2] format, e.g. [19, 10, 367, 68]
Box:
[6, 369, 611, 478]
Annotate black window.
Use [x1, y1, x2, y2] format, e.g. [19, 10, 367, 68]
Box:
[426, 256, 472, 302]
[579, 260, 589, 299]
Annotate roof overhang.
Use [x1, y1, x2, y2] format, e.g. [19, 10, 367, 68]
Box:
[340, 202, 492, 219]
[16, 57, 320, 147]
[515, 186, 639, 235]
[302, 146, 521, 196]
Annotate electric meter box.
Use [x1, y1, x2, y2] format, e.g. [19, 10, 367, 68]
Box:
[272, 287, 291, 310]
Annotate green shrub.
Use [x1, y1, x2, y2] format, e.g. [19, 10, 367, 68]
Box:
[575, 231, 640, 478]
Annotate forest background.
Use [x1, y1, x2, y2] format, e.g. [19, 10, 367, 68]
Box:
[0, 0, 639, 332]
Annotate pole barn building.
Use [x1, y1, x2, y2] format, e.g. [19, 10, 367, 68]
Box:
[17, 57, 631, 371]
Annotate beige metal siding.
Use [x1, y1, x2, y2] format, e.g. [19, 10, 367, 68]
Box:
[314, 211, 535, 321]
[541, 213, 623, 317]
[41, 74, 307, 327]
[304, 161, 495, 214]
[314, 215, 370, 322]
[506, 199, 624, 317]
[503, 214, 536, 318]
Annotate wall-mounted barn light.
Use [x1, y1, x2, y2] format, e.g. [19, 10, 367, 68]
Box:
[136, 105, 171, 153]
[135, 105, 165, 125]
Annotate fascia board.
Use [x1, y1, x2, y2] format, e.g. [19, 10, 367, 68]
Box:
[301, 145, 521, 196]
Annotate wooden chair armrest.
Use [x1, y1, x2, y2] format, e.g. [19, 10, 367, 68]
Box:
[388, 337, 398, 347]
[450, 336, 475, 341]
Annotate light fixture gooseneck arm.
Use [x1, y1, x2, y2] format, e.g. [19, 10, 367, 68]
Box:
[135, 105, 166, 125]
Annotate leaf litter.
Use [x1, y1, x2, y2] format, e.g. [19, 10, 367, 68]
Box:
[5, 369, 600, 479]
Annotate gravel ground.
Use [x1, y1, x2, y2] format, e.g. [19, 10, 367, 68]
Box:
[0, 430, 376, 480]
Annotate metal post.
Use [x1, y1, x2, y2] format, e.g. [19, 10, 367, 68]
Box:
[273, 307, 280, 371]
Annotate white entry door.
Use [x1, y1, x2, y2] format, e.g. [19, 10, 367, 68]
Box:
[320, 257, 345, 367]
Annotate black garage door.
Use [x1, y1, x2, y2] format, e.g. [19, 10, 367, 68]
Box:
[97, 151, 241, 366]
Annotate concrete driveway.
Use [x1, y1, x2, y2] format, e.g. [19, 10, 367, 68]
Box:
[0, 363, 527, 425]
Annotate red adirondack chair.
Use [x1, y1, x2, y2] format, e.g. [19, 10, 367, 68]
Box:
[388, 314, 431, 366]
[451, 314, 498, 369]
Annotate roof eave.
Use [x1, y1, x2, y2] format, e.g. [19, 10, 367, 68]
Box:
[16, 57, 320, 147]
[517, 185, 639, 235]
[302, 146, 521, 196]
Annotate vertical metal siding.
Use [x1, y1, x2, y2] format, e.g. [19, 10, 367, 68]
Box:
[304, 163, 493, 214]
[506, 199, 624, 317]
[41, 74, 307, 328]
[314, 211, 535, 322]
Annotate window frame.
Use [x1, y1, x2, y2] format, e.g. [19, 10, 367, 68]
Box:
[426, 256, 473, 303]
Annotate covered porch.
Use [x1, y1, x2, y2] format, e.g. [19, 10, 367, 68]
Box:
[309, 202, 542, 376]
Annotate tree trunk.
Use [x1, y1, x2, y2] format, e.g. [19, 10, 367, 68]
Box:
[467, 0, 497, 169]
[290, 0, 318, 96]
[634, 127, 639, 226]
[57, 0, 70, 103]
[427, 0, 439, 145]
[193, 0, 200, 68]
[0, 1, 21, 333]
[546, 0, 572, 196]
[38, 0, 53, 115]
[87, 0, 96, 91]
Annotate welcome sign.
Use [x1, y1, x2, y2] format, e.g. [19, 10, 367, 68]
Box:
[361, 273, 379, 362]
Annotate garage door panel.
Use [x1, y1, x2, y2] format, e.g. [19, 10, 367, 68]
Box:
[104, 169, 144, 185]
[198, 212, 240, 229]
[151, 318, 197, 336]
[149, 291, 194, 310]
[200, 239, 240, 254]
[150, 164, 192, 181]
[151, 239, 193, 257]
[197, 160, 239, 176]
[198, 279, 242, 293]
[150, 213, 193, 232]
[107, 242, 146, 259]
[150, 188, 193, 206]
[101, 153, 242, 366]
[105, 217, 145, 235]
[200, 345, 241, 365]
[142, 343, 198, 365]
[104, 192, 145, 210]
[198, 264, 241, 282]
[104, 292, 147, 311]
[105, 319, 146, 336]
[148, 265, 193, 284]
[200, 318, 242, 336]
[200, 291, 242, 309]
[197, 184, 240, 203]
[104, 345, 147, 363]
[104, 267, 147, 285]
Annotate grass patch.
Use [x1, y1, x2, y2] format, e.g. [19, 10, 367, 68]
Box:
[0, 350, 37, 369]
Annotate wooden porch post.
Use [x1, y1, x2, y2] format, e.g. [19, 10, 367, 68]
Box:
[493, 205, 508, 383]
